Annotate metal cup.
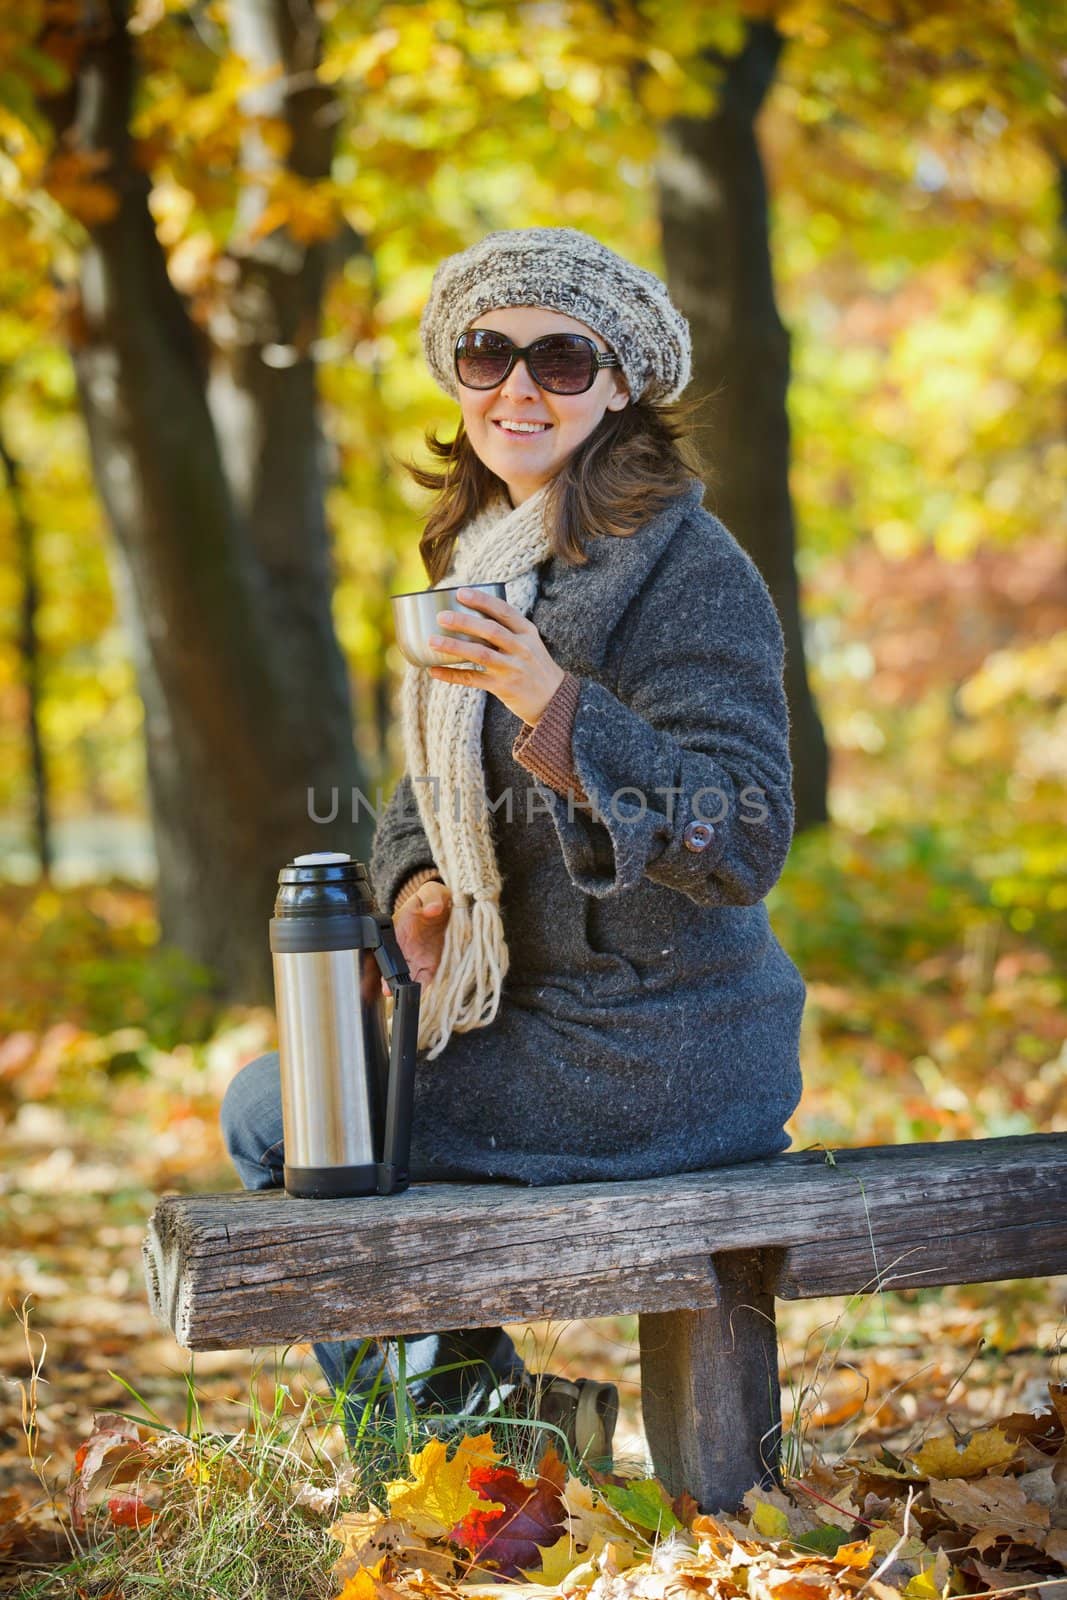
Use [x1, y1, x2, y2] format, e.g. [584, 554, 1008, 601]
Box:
[390, 582, 507, 671]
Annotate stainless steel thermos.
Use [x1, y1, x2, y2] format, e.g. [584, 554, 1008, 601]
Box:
[269, 852, 421, 1198]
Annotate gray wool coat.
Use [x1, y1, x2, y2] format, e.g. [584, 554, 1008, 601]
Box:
[369, 478, 806, 1186]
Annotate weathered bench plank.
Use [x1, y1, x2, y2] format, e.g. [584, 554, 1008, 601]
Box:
[143, 1133, 1067, 1513]
[144, 1134, 1067, 1352]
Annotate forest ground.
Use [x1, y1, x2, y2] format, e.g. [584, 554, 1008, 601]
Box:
[0, 536, 1064, 1590]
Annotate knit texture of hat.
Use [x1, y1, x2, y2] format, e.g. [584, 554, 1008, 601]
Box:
[419, 226, 692, 404]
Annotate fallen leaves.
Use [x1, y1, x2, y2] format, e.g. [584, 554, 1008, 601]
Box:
[909, 1426, 1017, 1480]
[106, 1492, 156, 1529]
[338, 1439, 569, 1584]
[337, 1554, 403, 1600]
[321, 1386, 1067, 1600]
[386, 1433, 504, 1537]
[68, 1412, 152, 1531]
[9, 1377, 1067, 1600]
[752, 1500, 793, 1542]
[450, 1449, 567, 1577]
[0, 1486, 69, 1568]
[596, 1479, 682, 1539]
[843, 1387, 1067, 1593]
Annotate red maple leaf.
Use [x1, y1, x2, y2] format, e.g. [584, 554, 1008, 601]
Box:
[449, 1446, 566, 1577]
[69, 1415, 148, 1531]
[107, 1495, 155, 1529]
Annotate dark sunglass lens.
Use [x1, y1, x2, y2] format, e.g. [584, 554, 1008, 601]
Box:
[529, 335, 596, 393]
[455, 331, 512, 388]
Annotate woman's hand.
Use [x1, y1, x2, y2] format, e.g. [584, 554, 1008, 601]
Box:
[381, 879, 453, 993]
[427, 587, 566, 726]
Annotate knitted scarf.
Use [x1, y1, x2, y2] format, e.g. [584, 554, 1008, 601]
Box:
[398, 482, 555, 1060]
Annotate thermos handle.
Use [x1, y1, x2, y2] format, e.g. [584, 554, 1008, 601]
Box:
[372, 918, 420, 1196]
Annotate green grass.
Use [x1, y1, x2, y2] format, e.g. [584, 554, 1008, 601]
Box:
[9, 1329, 598, 1600]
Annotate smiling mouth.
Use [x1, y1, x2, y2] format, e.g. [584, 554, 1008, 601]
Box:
[492, 420, 553, 437]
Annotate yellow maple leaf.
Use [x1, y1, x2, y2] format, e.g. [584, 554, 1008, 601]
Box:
[520, 1534, 583, 1586]
[751, 1499, 792, 1541]
[330, 1510, 450, 1585]
[384, 1432, 501, 1537]
[910, 1427, 1017, 1480]
[869, 1523, 927, 1560]
[336, 1556, 389, 1600]
[520, 1531, 643, 1587]
[831, 1539, 876, 1568]
[903, 1572, 942, 1599]
[904, 1549, 953, 1598]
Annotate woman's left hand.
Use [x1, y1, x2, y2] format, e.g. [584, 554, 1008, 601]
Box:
[427, 587, 566, 726]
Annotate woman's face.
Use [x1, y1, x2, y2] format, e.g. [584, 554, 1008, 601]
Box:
[457, 306, 630, 507]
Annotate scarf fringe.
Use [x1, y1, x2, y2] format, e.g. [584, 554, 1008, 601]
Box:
[418, 896, 510, 1061]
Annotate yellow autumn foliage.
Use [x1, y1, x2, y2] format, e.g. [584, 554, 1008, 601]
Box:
[384, 1432, 502, 1537]
[909, 1427, 1017, 1480]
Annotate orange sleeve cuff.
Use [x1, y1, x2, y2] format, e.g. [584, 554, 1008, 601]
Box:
[393, 866, 443, 916]
[512, 672, 589, 803]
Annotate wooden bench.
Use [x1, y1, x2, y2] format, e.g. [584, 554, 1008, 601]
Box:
[144, 1132, 1067, 1512]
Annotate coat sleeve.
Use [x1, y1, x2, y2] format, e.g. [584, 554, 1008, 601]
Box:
[369, 772, 439, 915]
[537, 525, 795, 907]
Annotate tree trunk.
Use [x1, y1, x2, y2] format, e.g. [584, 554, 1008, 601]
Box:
[50, 0, 367, 1001]
[0, 420, 52, 879]
[657, 21, 829, 832]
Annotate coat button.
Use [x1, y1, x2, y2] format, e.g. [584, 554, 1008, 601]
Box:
[683, 820, 715, 852]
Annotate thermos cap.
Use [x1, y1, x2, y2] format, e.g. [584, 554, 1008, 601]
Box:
[273, 852, 374, 929]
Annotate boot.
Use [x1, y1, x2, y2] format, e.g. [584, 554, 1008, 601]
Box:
[523, 1373, 619, 1467]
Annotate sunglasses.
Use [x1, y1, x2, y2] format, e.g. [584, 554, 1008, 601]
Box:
[454, 329, 621, 395]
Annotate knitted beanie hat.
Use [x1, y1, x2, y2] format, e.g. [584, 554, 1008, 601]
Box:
[419, 226, 692, 404]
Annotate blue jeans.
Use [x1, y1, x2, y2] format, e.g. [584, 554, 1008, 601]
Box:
[219, 1052, 528, 1440]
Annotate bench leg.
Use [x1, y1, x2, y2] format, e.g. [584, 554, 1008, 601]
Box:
[638, 1249, 780, 1512]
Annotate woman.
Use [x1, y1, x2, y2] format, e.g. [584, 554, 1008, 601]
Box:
[222, 226, 806, 1461]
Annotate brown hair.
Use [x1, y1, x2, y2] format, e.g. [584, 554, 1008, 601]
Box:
[404, 394, 711, 585]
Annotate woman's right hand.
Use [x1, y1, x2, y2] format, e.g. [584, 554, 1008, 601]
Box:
[383, 880, 453, 992]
